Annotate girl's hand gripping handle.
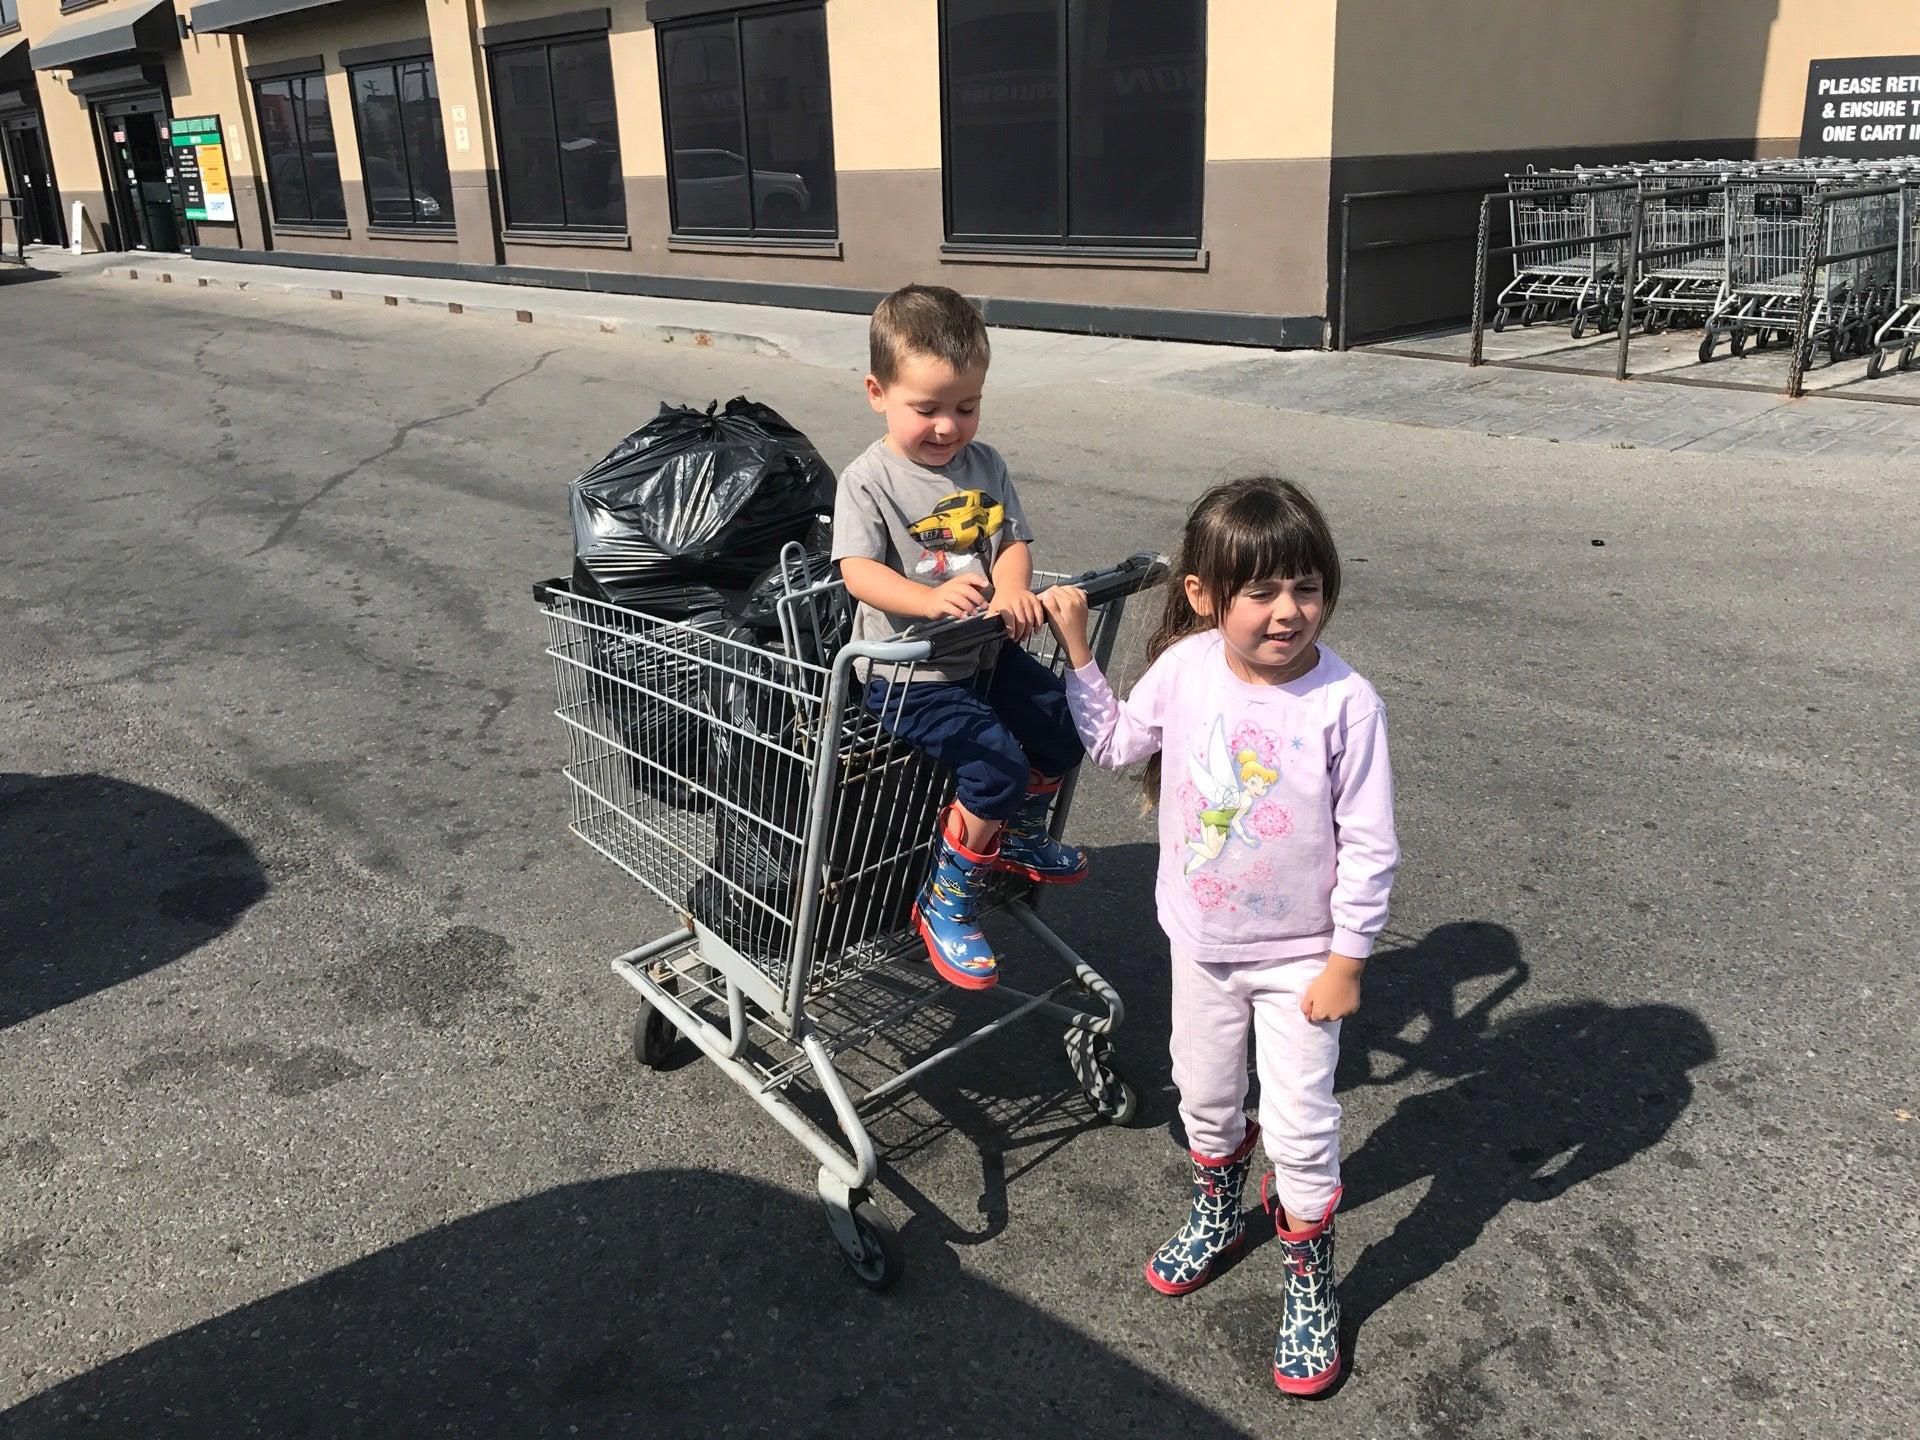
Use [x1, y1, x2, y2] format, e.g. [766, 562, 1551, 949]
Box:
[1040, 584, 1094, 670]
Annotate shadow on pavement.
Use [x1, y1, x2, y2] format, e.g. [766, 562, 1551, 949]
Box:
[5, 1169, 1255, 1438]
[0, 772, 268, 1029]
[1019, 850, 1717, 1360]
[0, 266, 60, 286]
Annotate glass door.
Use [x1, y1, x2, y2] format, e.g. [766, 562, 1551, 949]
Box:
[95, 95, 188, 251]
[3, 113, 64, 247]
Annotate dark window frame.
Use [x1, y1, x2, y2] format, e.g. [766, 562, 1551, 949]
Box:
[484, 29, 627, 235]
[654, 0, 837, 242]
[345, 50, 454, 231]
[936, 0, 1207, 253]
[251, 69, 347, 227]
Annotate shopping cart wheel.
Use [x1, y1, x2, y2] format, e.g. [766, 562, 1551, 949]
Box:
[1491, 308, 1508, 334]
[825, 1190, 903, 1292]
[1729, 329, 1748, 358]
[1899, 342, 1915, 371]
[1065, 1029, 1139, 1126]
[1569, 310, 1587, 341]
[1698, 331, 1717, 363]
[1642, 309, 1664, 336]
[1867, 347, 1887, 379]
[630, 997, 682, 1071]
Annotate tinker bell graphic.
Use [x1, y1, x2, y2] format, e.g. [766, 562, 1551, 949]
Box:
[1186, 716, 1280, 876]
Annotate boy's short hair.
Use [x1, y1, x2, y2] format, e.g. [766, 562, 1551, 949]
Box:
[869, 284, 991, 385]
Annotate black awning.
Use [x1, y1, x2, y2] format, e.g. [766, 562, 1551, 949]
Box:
[189, 0, 342, 35]
[0, 37, 32, 89]
[30, 0, 178, 71]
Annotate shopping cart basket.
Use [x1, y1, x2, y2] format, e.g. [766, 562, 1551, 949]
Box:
[535, 550, 1167, 1288]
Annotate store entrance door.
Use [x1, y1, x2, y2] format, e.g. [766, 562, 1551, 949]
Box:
[95, 96, 186, 251]
[2, 112, 64, 247]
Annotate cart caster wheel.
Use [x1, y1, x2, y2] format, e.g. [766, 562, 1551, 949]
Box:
[1642, 309, 1663, 336]
[1066, 1030, 1141, 1126]
[1698, 332, 1717, 363]
[631, 998, 681, 1070]
[1867, 347, 1887, 379]
[1899, 343, 1915, 371]
[1491, 309, 1508, 333]
[828, 1191, 903, 1292]
[1569, 311, 1587, 340]
[1729, 330, 1748, 358]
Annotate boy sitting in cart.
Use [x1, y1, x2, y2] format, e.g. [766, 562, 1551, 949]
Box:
[831, 284, 1088, 991]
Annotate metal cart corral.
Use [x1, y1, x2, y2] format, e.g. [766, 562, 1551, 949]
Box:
[536, 552, 1167, 1288]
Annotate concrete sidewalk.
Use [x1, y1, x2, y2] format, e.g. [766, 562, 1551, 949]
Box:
[57, 246, 1246, 389]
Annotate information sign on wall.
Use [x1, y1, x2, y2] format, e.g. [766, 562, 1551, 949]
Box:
[165, 115, 235, 223]
[1802, 56, 1920, 158]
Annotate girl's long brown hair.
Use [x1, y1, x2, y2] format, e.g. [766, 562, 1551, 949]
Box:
[1140, 477, 1342, 808]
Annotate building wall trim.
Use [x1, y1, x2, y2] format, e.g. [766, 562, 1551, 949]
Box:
[338, 37, 432, 69]
[476, 8, 609, 49]
[246, 54, 323, 81]
[188, 243, 1321, 347]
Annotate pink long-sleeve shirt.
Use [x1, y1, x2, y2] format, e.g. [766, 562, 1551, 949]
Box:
[1065, 632, 1400, 966]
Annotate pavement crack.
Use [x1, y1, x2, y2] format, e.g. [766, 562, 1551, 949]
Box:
[248, 346, 565, 556]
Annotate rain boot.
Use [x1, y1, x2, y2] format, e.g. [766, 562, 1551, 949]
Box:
[912, 805, 1000, 989]
[1144, 1121, 1260, 1295]
[993, 777, 1088, 884]
[1266, 1180, 1344, 1396]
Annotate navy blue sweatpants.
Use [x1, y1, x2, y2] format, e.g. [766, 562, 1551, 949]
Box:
[864, 644, 1085, 822]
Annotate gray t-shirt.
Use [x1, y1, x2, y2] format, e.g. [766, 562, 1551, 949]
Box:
[830, 438, 1034, 682]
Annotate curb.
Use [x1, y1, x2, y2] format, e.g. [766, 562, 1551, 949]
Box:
[99, 264, 792, 360]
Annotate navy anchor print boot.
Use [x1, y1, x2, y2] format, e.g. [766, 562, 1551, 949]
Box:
[1144, 1122, 1260, 1295]
[1266, 1180, 1344, 1395]
[993, 777, 1089, 884]
[912, 805, 1001, 990]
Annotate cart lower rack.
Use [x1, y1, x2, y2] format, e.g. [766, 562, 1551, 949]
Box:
[537, 551, 1167, 1288]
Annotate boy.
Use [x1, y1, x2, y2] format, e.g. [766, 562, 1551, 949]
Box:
[832, 284, 1088, 990]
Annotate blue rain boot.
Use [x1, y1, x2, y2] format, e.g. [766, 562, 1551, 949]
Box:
[1266, 1181, 1344, 1396]
[1144, 1121, 1260, 1295]
[993, 777, 1088, 885]
[913, 806, 1000, 990]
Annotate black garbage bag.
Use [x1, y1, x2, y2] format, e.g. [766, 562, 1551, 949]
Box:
[688, 624, 949, 967]
[732, 549, 853, 666]
[586, 604, 731, 810]
[571, 398, 835, 606]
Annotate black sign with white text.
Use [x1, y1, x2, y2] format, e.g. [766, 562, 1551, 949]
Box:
[1802, 55, 1920, 158]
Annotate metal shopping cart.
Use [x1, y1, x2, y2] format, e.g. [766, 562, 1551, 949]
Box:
[1491, 171, 1632, 338]
[1868, 180, 1920, 378]
[535, 550, 1167, 1289]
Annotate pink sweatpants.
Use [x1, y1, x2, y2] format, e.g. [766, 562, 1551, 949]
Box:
[1169, 949, 1343, 1220]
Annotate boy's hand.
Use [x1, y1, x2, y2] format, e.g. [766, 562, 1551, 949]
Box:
[923, 572, 991, 620]
[988, 586, 1047, 643]
[1040, 585, 1093, 669]
[1301, 953, 1363, 1023]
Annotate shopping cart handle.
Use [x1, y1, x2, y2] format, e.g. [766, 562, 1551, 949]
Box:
[533, 576, 574, 605]
[899, 551, 1170, 660]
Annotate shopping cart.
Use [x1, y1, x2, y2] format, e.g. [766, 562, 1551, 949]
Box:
[535, 550, 1167, 1289]
[1700, 176, 1901, 365]
[1868, 181, 1920, 379]
[1491, 172, 1632, 338]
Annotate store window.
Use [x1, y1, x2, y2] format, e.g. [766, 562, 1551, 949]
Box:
[253, 73, 347, 226]
[657, 1, 837, 239]
[349, 56, 454, 229]
[0, 0, 18, 29]
[941, 0, 1205, 249]
[487, 33, 625, 233]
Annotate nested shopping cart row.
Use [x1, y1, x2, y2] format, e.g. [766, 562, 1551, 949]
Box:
[1480, 155, 1920, 381]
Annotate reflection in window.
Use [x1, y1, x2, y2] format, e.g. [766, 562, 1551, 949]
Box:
[487, 33, 625, 232]
[942, 0, 1204, 247]
[0, 0, 18, 29]
[253, 73, 347, 225]
[349, 57, 453, 228]
[658, 4, 837, 238]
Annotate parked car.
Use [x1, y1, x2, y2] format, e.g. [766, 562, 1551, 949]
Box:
[365, 156, 445, 224]
[672, 149, 811, 230]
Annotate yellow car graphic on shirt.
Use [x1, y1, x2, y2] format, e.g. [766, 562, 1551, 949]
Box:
[909, 489, 1005, 554]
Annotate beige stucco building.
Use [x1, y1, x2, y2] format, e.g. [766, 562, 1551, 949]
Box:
[4, 0, 1918, 345]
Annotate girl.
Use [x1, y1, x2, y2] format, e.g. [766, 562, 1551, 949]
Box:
[1041, 477, 1398, 1396]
